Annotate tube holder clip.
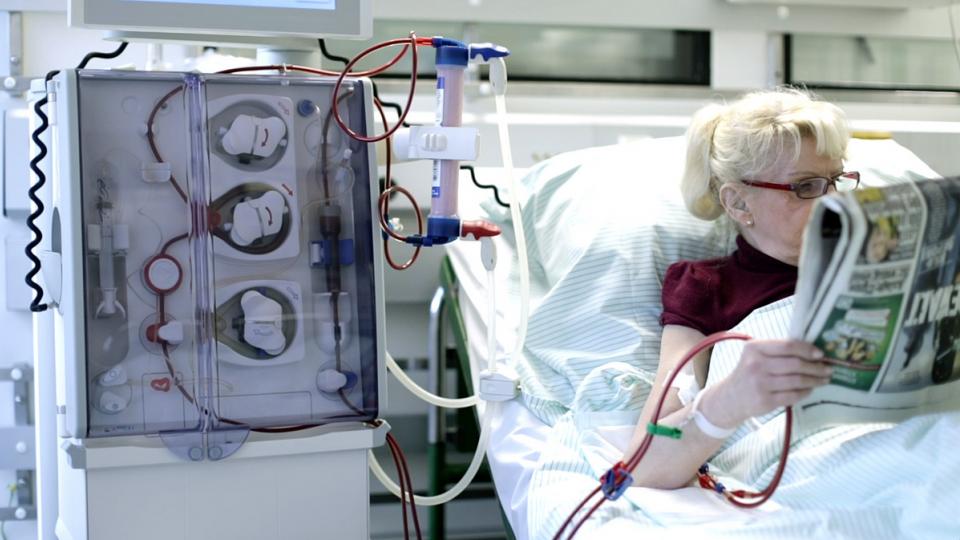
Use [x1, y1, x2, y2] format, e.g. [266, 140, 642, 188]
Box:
[478, 369, 519, 402]
[392, 126, 479, 161]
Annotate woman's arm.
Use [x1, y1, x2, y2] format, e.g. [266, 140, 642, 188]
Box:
[623, 324, 719, 489]
[623, 326, 833, 489]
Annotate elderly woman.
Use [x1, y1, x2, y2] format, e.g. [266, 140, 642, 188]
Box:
[626, 88, 861, 488]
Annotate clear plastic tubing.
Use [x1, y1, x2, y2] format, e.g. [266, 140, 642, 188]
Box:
[430, 56, 465, 219]
[494, 88, 530, 356]
[369, 402, 498, 506]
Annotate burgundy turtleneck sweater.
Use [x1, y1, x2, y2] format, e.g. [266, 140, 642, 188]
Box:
[659, 235, 798, 335]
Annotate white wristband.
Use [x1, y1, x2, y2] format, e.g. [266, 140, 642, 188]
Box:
[689, 390, 737, 439]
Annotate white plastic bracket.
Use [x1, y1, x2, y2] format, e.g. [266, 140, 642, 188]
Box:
[141, 161, 172, 183]
[392, 125, 479, 161]
[478, 369, 519, 402]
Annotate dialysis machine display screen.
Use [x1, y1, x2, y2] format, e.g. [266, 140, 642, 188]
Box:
[124, 0, 336, 9]
[70, 0, 369, 39]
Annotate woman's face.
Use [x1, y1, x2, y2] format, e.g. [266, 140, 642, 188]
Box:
[740, 138, 843, 265]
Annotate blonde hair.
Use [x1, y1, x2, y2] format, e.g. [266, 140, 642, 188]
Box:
[681, 87, 850, 220]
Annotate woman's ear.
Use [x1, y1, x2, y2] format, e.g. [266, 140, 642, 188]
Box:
[719, 183, 753, 227]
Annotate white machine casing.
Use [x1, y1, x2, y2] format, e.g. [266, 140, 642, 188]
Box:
[45, 69, 388, 540]
[69, 0, 373, 44]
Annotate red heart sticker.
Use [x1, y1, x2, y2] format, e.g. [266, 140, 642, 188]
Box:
[150, 378, 171, 392]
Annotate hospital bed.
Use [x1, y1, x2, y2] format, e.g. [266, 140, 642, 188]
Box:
[425, 164, 536, 539]
[428, 136, 960, 540]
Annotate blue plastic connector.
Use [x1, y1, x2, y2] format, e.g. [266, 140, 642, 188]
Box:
[310, 239, 354, 268]
[435, 45, 468, 67]
[297, 99, 317, 117]
[600, 462, 634, 501]
[468, 43, 510, 62]
[431, 36, 466, 48]
[425, 216, 460, 245]
[402, 216, 461, 247]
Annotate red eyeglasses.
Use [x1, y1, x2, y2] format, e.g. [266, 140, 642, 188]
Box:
[741, 171, 861, 200]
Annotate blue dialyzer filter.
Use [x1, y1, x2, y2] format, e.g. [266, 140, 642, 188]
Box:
[427, 44, 468, 243]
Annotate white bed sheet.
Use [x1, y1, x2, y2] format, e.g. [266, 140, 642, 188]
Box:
[445, 173, 550, 539]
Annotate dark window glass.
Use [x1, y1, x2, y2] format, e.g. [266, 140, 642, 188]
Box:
[787, 34, 960, 91]
[323, 21, 709, 85]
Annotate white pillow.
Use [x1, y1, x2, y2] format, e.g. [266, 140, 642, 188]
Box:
[483, 137, 735, 424]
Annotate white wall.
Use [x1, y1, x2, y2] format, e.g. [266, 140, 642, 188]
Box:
[0, 98, 37, 540]
[0, 250, 36, 534]
[8, 0, 957, 38]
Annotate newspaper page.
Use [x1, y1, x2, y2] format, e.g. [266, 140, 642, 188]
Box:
[791, 177, 960, 428]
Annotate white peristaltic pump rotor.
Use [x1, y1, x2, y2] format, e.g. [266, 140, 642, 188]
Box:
[220, 114, 287, 159]
[240, 290, 286, 355]
[228, 190, 286, 247]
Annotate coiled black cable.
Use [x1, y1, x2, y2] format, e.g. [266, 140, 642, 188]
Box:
[76, 41, 129, 69]
[25, 41, 129, 312]
[317, 38, 350, 66]
[25, 70, 58, 312]
[460, 164, 510, 209]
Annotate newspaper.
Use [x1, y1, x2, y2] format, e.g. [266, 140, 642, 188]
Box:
[791, 177, 960, 427]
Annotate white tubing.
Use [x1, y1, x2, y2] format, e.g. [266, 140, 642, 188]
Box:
[386, 352, 478, 409]
[370, 60, 522, 510]
[369, 401, 498, 506]
[492, 60, 531, 358]
[373, 251, 499, 505]
[486, 267, 497, 372]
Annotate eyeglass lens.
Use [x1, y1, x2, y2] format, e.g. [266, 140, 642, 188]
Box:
[834, 173, 859, 191]
[795, 173, 859, 199]
[795, 178, 830, 198]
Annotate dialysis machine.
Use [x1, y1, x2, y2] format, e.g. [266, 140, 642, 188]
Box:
[38, 68, 386, 539]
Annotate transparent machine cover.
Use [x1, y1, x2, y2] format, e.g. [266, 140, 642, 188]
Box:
[74, 70, 381, 438]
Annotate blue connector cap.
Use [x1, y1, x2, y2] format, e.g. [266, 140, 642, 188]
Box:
[436, 45, 468, 67]
[427, 216, 460, 244]
[431, 36, 466, 48]
[343, 370, 358, 390]
[310, 239, 354, 267]
[296, 99, 318, 117]
[403, 216, 461, 247]
[468, 43, 510, 62]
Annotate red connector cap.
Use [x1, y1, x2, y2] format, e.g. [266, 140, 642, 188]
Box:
[145, 323, 160, 343]
[460, 219, 501, 240]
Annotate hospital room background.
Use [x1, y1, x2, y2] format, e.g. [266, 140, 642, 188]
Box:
[0, 0, 958, 539]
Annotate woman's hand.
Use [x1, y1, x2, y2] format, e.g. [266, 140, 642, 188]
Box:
[700, 339, 833, 429]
